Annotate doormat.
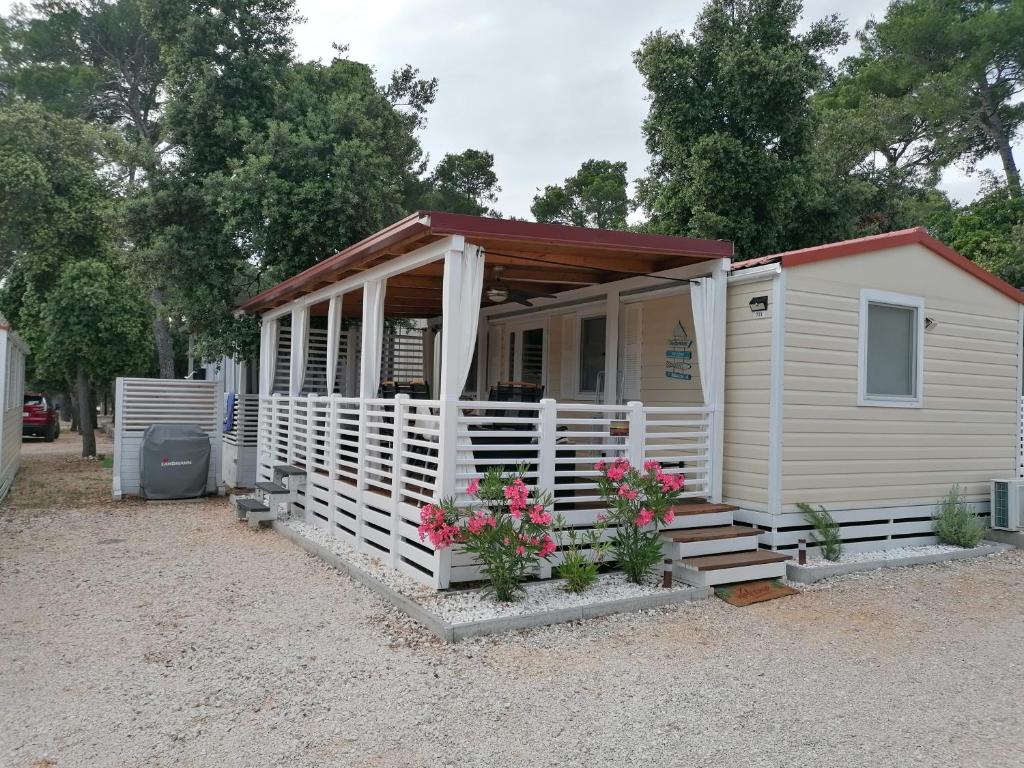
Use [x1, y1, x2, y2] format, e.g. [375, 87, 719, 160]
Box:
[715, 579, 798, 606]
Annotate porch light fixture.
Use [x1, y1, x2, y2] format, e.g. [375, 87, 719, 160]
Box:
[487, 286, 509, 303]
[749, 296, 768, 314]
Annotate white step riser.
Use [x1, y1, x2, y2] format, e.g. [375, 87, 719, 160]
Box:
[666, 511, 733, 530]
[675, 561, 787, 587]
[666, 536, 759, 559]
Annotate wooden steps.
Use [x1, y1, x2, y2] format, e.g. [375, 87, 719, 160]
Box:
[675, 550, 791, 587]
[669, 502, 738, 516]
[681, 550, 790, 571]
[666, 525, 759, 543]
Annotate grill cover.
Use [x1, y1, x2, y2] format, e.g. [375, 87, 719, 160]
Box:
[140, 424, 211, 500]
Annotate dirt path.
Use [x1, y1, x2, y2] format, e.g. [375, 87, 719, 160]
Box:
[2, 439, 1023, 768]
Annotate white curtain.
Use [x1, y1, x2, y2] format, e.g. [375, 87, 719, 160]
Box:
[421, 325, 435, 393]
[360, 279, 386, 398]
[259, 318, 277, 396]
[326, 293, 343, 394]
[289, 304, 310, 396]
[439, 244, 485, 399]
[689, 277, 715, 405]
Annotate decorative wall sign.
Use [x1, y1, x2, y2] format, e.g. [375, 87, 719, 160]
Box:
[609, 420, 629, 437]
[665, 321, 693, 381]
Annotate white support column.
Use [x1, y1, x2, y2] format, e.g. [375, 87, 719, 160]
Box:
[390, 393, 409, 568]
[603, 288, 620, 405]
[626, 400, 646, 468]
[537, 397, 556, 580]
[326, 293, 343, 395]
[289, 305, 309, 397]
[710, 258, 729, 503]
[256, 317, 278, 483]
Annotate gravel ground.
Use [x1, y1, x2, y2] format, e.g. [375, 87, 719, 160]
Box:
[3, 437, 1024, 768]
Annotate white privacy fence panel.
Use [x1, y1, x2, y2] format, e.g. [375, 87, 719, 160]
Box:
[257, 392, 712, 587]
[223, 394, 259, 487]
[114, 378, 224, 499]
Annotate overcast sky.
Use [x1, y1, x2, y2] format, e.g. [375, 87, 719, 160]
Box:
[293, 0, 1011, 218]
[3, 0, 1015, 218]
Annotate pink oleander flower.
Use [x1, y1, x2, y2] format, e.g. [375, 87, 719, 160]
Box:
[664, 510, 675, 524]
[528, 504, 552, 525]
[643, 459, 662, 473]
[503, 478, 530, 516]
[618, 483, 638, 501]
[595, 459, 607, 472]
[656, 471, 684, 494]
[635, 508, 654, 527]
[538, 535, 557, 558]
[606, 460, 630, 482]
[466, 478, 480, 495]
[465, 512, 496, 534]
[515, 545, 526, 556]
[596, 514, 607, 523]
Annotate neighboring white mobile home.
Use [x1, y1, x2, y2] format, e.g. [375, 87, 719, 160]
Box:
[0, 315, 28, 500]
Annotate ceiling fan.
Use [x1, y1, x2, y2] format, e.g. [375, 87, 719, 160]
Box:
[485, 265, 558, 307]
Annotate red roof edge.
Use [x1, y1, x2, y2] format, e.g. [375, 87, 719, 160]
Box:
[732, 228, 1024, 304]
[238, 212, 430, 312]
[425, 211, 734, 258]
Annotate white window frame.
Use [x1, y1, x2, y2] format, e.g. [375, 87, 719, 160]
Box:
[857, 288, 925, 408]
[574, 311, 607, 400]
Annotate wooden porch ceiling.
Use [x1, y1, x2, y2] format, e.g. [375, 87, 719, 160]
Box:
[241, 211, 734, 317]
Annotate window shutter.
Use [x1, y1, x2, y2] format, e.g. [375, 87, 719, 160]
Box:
[561, 314, 578, 397]
[620, 304, 643, 401]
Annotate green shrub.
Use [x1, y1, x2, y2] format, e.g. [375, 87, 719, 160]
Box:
[798, 502, 842, 562]
[555, 516, 611, 593]
[934, 485, 985, 548]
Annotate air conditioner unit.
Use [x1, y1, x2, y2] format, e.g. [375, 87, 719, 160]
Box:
[990, 479, 1024, 531]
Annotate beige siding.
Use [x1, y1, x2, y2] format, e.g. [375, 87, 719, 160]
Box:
[638, 293, 704, 406]
[723, 277, 774, 508]
[782, 243, 1020, 509]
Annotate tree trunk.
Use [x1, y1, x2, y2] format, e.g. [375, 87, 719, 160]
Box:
[978, 76, 1022, 198]
[67, 390, 79, 432]
[152, 287, 175, 378]
[77, 363, 96, 457]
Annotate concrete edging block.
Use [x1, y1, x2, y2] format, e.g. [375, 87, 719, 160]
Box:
[786, 542, 1014, 584]
[272, 522, 712, 643]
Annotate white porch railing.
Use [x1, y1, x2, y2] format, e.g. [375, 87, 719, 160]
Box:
[257, 394, 712, 587]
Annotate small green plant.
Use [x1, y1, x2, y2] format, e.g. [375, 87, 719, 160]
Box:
[798, 502, 842, 562]
[934, 485, 985, 548]
[554, 515, 611, 593]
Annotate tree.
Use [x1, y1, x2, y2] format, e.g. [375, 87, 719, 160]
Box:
[938, 185, 1024, 286]
[531, 159, 630, 228]
[424, 148, 500, 216]
[33, 260, 153, 456]
[0, 101, 154, 455]
[133, 0, 300, 360]
[210, 54, 437, 286]
[853, 0, 1024, 197]
[1, 0, 178, 376]
[633, 0, 848, 257]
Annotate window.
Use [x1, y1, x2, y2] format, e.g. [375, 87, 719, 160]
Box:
[578, 315, 606, 394]
[858, 290, 924, 407]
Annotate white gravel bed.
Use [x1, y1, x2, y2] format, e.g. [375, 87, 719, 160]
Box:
[281, 517, 693, 626]
[791, 543, 965, 568]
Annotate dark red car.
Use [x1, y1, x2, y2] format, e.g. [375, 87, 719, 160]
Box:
[23, 392, 60, 442]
